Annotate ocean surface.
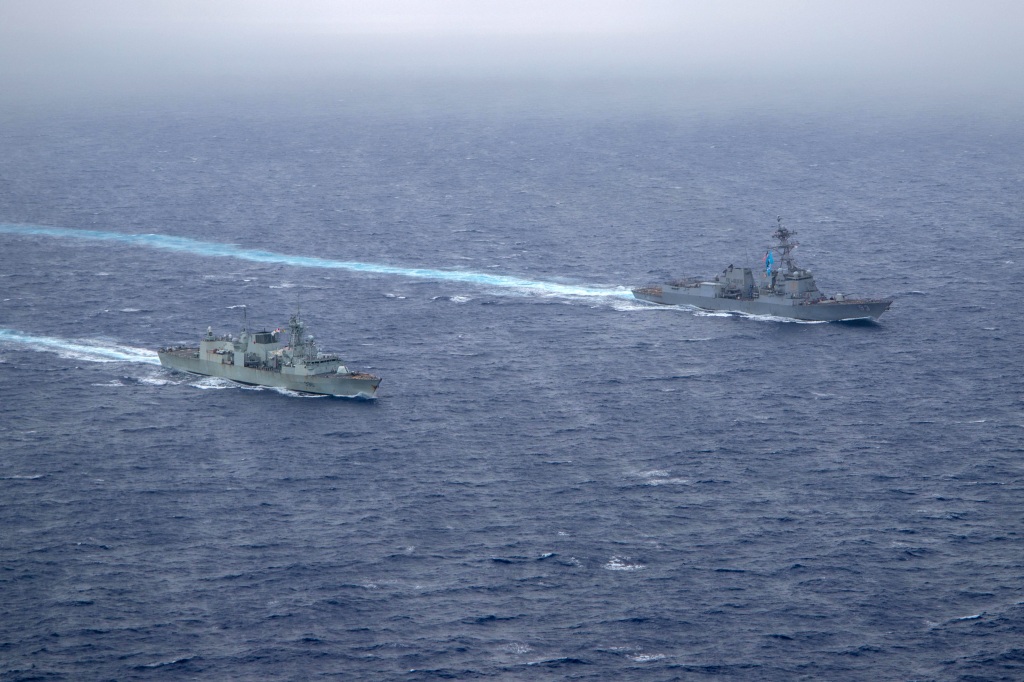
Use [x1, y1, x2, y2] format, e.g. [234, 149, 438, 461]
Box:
[1, 86, 1023, 680]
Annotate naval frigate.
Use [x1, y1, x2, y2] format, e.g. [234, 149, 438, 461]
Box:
[632, 219, 893, 321]
[158, 309, 381, 397]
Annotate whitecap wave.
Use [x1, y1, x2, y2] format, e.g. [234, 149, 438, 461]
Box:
[636, 470, 689, 485]
[138, 374, 173, 386]
[266, 386, 328, 398]
[644, 477, 690, 486]
[432, 295, 473, 303]
[611, 299, 664, 312]
[709, 309, 827, 324]
[604, 556, 646, 571]
[502, 642, 532, 655]
[190, 376, 233, 390]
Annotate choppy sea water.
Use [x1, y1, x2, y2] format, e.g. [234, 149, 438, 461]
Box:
[1, 90, 1023, 680]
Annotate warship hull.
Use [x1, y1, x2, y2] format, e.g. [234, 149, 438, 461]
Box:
[158, 348, 380, 397]
[633, 219, 894, 322]
[632, 287, 892, 321]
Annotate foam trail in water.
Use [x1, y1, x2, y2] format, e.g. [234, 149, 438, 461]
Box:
[0, 329, 160, 364]
[0, 223, 631, 299]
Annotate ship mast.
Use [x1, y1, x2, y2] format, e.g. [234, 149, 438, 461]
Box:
[287, 310, 307, 359]
[771, 216, 799, 273]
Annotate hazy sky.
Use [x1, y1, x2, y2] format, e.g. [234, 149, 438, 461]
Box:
[2, 0, 1022, 104]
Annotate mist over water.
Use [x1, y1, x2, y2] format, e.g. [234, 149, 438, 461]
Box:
[2, 1, 1022, 115]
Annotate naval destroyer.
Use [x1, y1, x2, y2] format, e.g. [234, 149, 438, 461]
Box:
[158, 310, 381, 397]
[632, 219, 893, 321]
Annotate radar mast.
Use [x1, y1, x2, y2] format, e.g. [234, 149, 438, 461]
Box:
[771, 216, 800, 273]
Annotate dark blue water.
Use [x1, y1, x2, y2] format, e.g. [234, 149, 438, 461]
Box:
[2, 89, 1023, 680]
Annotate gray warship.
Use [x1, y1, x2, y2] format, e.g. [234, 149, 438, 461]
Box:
[632, 219, 893, 321]
[158, 310, 381, 397]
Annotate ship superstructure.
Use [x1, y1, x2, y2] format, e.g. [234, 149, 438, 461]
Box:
[632, 219, 893, 321]
[158, 310, 380, 397]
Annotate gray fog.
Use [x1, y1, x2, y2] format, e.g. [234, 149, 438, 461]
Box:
[1, 0, 1022, 110]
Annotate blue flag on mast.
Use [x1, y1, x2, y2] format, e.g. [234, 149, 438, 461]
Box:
[764, 250, 774, 274]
